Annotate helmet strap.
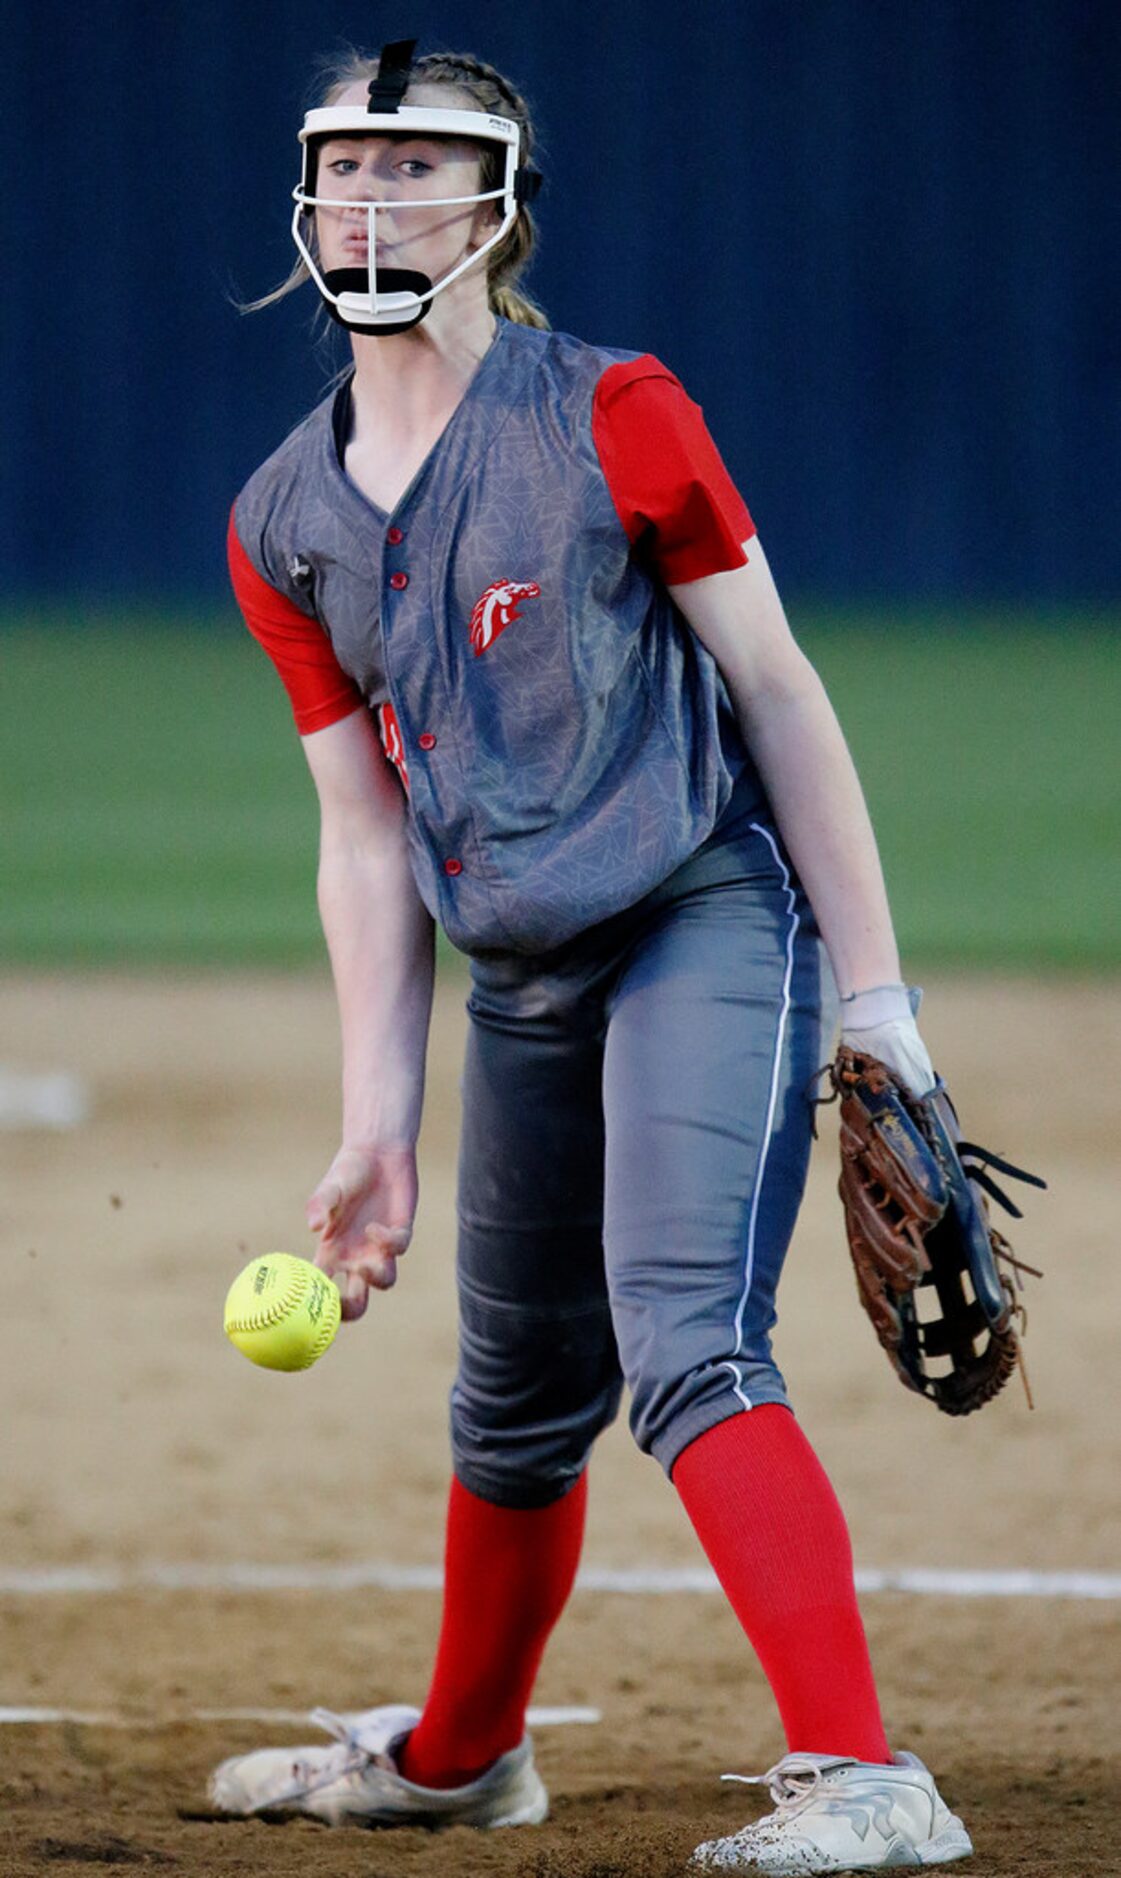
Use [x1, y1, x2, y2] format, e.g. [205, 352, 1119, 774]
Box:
[366, 39, 417, 113]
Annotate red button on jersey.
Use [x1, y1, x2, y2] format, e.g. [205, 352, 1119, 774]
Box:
[443, 857, 463, 877]
[389, 571, 409, 591]
[418, 731, 437, 751]
[386, 526, 404, 545]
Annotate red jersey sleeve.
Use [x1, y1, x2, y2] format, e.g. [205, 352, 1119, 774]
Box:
[592, 358, 755, 585]
[227, 507, 364, 736]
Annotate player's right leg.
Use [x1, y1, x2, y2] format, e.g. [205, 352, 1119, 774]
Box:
[396, 947, 624, 1792]
[210, 949, 620, 1826]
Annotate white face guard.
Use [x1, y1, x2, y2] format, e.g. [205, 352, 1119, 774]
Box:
[293, 104, 535, 335]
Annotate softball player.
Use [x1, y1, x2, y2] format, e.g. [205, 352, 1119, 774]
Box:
[211, 42, 973, 1873]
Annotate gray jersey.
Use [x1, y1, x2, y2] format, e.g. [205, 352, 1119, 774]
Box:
[234, 320, 765, 954]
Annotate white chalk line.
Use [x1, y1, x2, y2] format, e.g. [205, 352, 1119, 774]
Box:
[0, 1562, 1118, 1599]
[0, 1704, 601, 1730]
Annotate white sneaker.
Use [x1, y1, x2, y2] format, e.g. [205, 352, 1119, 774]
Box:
[691, 1750, 973, 1872]
[208, 1703, 548, 1828]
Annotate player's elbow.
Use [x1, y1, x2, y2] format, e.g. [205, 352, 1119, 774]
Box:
[724, 635, 823, 720]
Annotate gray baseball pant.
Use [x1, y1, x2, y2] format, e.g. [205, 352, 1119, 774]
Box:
[449, 808, 828, 1508]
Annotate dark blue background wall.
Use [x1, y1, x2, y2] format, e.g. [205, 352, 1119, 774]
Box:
[6, 0, 1119, 605]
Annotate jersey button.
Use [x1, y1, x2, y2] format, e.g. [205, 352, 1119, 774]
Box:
[386, 525, 404, 545]
[443, 857, 463, 877]
[418, 732, 437, 751]
[389, 571, 409, 591]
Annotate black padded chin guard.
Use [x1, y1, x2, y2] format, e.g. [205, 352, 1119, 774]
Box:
[321, 268, 432, 335]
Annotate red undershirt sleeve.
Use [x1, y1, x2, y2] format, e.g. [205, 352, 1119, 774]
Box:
[591, 357, 755, 585]
[227, 507, 364, 736]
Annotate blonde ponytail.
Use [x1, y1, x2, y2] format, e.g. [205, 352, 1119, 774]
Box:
[490, 282, 550, 330]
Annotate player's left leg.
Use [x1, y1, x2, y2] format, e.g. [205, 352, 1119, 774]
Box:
[601, 816, 889, 1764]
[601, 820, 973, 1868]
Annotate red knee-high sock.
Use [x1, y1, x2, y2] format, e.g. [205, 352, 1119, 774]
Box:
[398, 1473, 587, 1789]
[672, 1405, 890, 1763]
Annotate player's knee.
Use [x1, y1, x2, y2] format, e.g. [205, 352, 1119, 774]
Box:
[624, 1343, 789, 1476]
[449, 1302, 623, 1507]
[450, 1371, 623, 1506]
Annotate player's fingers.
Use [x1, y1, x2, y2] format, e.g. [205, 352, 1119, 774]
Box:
[310, 1241, 342, 1280]
[363, 1221, 412, 1259]
[338, 1270, 370, 1321]
[306, 1181, 341, 1234]
[351, 1249, 399, 1292]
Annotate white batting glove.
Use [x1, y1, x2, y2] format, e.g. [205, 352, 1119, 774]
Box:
[839, 983, 937, 1098]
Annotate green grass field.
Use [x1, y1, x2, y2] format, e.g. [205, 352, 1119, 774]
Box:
[2, 612, 1117, 969]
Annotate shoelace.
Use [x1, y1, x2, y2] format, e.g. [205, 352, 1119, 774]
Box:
[263, 1707, 377, 1804]
[720, 1756, 851, 1816]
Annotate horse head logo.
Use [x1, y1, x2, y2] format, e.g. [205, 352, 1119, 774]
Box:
[468, 579, 541, 657]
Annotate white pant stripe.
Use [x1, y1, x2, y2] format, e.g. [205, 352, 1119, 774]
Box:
[723, 822, 801, 1406]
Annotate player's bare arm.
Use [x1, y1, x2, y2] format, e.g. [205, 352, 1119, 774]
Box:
[670, 540, 901, 1004]
[302, 704, 436, 1313]
[672, 544, 937, 1095]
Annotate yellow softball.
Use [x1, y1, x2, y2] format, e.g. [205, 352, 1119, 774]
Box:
[223, 1253, 341, 1372]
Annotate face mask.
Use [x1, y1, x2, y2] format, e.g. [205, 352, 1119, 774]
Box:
[293, 43, 541, 335]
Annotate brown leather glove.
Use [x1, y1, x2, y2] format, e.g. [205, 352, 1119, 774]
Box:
[829, 1046, 1045, 1415]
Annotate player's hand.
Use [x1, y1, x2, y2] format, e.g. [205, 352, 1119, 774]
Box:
[839, 983, 936, 1098]
[306, 1143, 418, 1320]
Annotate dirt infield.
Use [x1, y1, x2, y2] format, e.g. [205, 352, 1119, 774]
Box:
[1, 970, 1118, 1876]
